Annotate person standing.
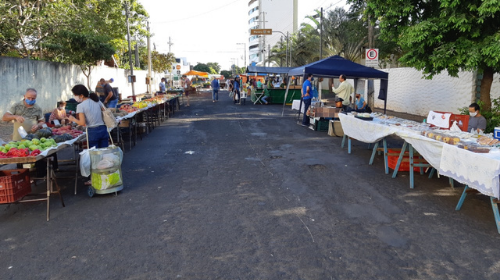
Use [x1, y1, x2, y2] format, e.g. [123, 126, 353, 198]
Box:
[233, 76, 241, 104]
[66, 85, 109, 149]
[95, 80, 105, 103]
[159, 78, 166, 93]
[182, 75, 191, 107]
[332, 74, 354, 110]
[101, 78, 118, 108]
[211, 78, 220, 102]
[468, 103, 487, 133]
[2, 88, 45, 141]
[301, 74, 313, 126]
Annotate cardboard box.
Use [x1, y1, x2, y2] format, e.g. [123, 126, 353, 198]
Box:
[313, 107, 342, 118]
[328, 120, 344, 137]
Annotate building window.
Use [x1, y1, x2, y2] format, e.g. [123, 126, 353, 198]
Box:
[248, 6, 259, 16]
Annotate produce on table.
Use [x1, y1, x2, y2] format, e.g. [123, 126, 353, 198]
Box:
[119, 104, 139, 113]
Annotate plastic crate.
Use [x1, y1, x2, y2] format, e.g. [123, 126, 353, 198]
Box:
[387, 149, 421, 172]
[0, 169, 31, 204]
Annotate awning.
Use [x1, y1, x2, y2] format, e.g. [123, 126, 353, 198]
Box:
[247, 66, 295, 74]
[183, 70, 209, 78]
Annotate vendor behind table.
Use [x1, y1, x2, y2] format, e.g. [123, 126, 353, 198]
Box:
[468, 102, 487, 133]
[2, 88, 45, 141]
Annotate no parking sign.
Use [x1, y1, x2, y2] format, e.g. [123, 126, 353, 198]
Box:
[365, 48, 379, 67]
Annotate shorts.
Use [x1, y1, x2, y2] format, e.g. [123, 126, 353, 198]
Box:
[184, 90, 189, 96]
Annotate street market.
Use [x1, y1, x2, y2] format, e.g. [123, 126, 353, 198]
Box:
[2, 0, 500, 278]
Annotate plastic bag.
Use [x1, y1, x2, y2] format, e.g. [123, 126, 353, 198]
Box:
[450, 121, 461, 132]
[79, 149, 92, 177]
[96, 159, 114, 170]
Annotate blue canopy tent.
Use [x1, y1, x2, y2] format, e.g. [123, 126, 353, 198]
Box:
[283, 55, 389, 116]
[246, 65, 295, 75]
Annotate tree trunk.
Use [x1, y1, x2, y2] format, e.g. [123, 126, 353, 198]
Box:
[480, 67, 494, 111]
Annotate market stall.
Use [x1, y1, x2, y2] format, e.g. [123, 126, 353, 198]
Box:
[284, 55, 389, 117]
[246, 66, 298, 104]
[338, 111, 500, 233]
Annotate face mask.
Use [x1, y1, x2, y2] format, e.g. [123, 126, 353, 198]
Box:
[470, 111, 477, 117]
[58, 107, 65, 110]
[75, 96, 82, 103]
[25, 99, 36, 106]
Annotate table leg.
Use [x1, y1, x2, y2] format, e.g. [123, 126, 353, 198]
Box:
[449, 178, 455, 188]
[455, 185, 469, 210]
[392, 142, 408, 178]
[409, 144, 415, 189]
[369, 141, 379, 165]
[383, 139, 389, 175]
[428, 168, 435, 179]
[490, 197, 500, 234]
[348, 138, 352, 154]
[46, 157, 51, 221]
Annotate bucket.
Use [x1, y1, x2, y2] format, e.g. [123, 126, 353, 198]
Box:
[494, 127, 500, 140]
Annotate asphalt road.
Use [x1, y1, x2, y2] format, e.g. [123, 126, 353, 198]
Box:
[1, 91, 500, 280]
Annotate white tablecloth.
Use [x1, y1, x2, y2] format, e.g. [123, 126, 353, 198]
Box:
[339, 114, 397, 143]
[397, 131, 444, 168]
[339, 114, 500, 198]
[440, 145, 500, 198]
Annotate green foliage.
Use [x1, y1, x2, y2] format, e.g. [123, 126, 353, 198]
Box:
[220, 70, 232, 79]
[358, 0, 500, 109]
[45, 31, 115, 88]
[207, 62, 221, 74]
[193, 63, 211, 73]
[143, 51, 176, 73]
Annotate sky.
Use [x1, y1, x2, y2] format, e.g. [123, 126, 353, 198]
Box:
[139, 0, 348, 71]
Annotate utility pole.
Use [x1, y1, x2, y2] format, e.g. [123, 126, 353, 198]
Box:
[280, 37, 283, 67]
[236, 43, 247, 67]
[268, 44, 271, 67]
[125, 1, 135, 98]
[287, 31, 289, 67]
[320, 7, 323, 60]
[168, 37, 174, 53]
[262, 12, 266, 65]
[147, 21, 152, 94]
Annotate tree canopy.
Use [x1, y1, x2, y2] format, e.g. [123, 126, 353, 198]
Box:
[355, 0, 500, 110]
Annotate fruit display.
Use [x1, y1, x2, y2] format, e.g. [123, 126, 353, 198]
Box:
[0, 138, 57, 158]
[119, 104, 139, 113]
[51, 125, 83, 138]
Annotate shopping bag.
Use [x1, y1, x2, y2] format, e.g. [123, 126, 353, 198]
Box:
[79, 148, 92, 177]
[100, 102, 117, 129]
[229, 91, 234, 98]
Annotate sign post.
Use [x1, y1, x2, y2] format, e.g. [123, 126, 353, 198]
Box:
[250, 29, 272, 35]
[365, 48, 379, 68]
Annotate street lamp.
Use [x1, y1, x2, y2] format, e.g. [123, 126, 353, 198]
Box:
[273, 31, 289, 67]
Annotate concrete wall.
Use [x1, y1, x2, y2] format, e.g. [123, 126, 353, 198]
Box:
[373, 67, 500, 116]
[0, 57, 164, 117]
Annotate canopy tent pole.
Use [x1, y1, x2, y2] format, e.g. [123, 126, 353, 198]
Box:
[281, 78, 292, 117]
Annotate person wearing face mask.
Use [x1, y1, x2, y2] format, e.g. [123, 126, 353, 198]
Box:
[66, 85, 109, 149]
[468, 103, 487, 133]
[2, 88, 45, 141]
[48, 101, 74, 127]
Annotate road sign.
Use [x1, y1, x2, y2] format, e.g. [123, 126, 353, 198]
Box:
[365, 48, 379, 67]
[176, 65, 181, 70]
[250, 29, 272, 35]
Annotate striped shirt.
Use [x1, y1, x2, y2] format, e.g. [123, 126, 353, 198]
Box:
[76, 99, 104, 127]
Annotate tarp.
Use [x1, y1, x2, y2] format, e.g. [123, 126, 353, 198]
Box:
[247, 66, 295, 74]
[288, 55, 388, 79]
[183, 70, 209, 78]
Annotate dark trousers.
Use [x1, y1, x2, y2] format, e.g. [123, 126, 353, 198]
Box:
[302, 98, 312, 125]
[234, 90, 240, 103]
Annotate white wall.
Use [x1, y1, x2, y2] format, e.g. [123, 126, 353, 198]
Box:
[373, 67, 500, 116]
[0, 57, 164, 117]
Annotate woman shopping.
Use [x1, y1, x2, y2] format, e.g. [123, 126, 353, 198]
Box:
[66, 85, 109, 149]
